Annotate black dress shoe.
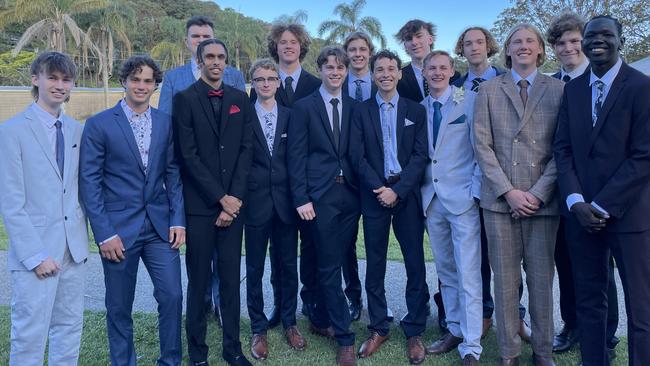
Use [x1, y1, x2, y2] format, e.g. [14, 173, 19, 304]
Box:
[223, 352, 253, 366]
[552, 325, 579, 353]
[267, 305, 281, 328]
[349, 301, 362, 321]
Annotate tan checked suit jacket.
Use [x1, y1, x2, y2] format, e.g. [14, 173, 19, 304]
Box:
[473, 71, 564, 215]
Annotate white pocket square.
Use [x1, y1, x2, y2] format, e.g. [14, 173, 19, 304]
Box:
[281, 133, 287, 137]
[405, 119, 415, 126]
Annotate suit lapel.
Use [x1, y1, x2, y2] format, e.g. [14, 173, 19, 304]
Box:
[396, 98, 407, 151]
[340, 97, 352, 155]
[276, 83, 290, 106]
[147, 109, 163, 173]
[193, 82, 220, 137]
[518, 76, 549, 134]
[252, 107, 272, 159]
[62, 115, 76, 186]
[26, 109, 61, 180]
[294, 69, 311, 101]
[114, 105, 145, 173]
[314, 93, 337, 152]
[183, 63, 196, 87]
[272, 108, 289, 159]
[369, 99, 384, 150]
[405, 65, 423, 99]
[220, 88, 235, 135]
[342, 75, 350, 98]
[590, 65, 628, 145]
[500, 72, 525, 120]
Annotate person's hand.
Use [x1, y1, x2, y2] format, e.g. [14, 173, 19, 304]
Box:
[373, 186, 398, 208]
[215, 211, 234, 227]
[505, 189, 539, 218]
[219, 195, 242, 218]
[296, 202, 316, 220]
[100, 236, 126, 262]
[571, 202, 608, 232]
[169, 227, 186, 249]
[34, 257, 61, 279]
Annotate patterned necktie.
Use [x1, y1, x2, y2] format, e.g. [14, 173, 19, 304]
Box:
[354, 79, 364, 101]
[263, 112, 275, 155]
[285, 76, 295, 104]
[330, 98, 340, 149]
[471, 77, 485, 92]
[422, 77, 430, 97]
[130, 113, 150, 170]
[54, 120, 64, 176]
[562, 74, 571, 83]
[431, 101, 442, 149]
[518, 79, 529, 107]
[380, 102, 394, 178]
[593, 80, 605, 126]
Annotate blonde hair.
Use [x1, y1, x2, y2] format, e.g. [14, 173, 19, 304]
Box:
[503, 23, 546, 69]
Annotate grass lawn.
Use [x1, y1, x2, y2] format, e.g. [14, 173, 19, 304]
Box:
[0, 306, 619, 365]
[0, 219, 433, 262]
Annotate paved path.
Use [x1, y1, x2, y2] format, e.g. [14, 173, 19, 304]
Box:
[0, 250, 627, 335]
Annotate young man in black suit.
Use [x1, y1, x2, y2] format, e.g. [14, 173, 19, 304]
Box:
[350, 49, 429, 365]
[395, 19, 435, 103]
[287, 46, 359, 366]
[554, 15, 650, 366]
[244, 58, 306, 361]
[546, 12, 619, 357]
[173, 39, 254, 366]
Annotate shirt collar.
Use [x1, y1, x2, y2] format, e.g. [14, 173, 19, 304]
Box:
[319, 85, 342, 103]
[31, 102, 61, 129]
[561, 57, 590, 80]
[589, 57, 622, 87]
[254, 100, 277, 117]
[376, 91, 399, 108]
[429, 86, 453, 105]
[511, 68, 538, 87]
[120, 99, 151, 121]
[467, 66, 497, 82]
[279, 65, 302, 82]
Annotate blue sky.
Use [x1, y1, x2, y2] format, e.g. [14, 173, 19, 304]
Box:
[213, 0, 510, 58]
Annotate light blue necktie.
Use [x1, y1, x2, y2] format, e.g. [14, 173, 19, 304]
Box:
[593, 80, 605, 126]
[381, 102, 394, 178]
[54, 120, 64, 175]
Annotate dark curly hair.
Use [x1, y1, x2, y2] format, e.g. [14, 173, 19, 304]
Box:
[454, 27, 500, 58]
[394, 19, 436, 49]
[267, 23, 311, 63]
[370, 49, 402, 72]
[546, 11, 585, 46]
[119, 55, 163, 85]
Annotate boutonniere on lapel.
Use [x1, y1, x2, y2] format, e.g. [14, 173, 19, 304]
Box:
[452, 86, 465, 105]
[229, 105, 241, 114]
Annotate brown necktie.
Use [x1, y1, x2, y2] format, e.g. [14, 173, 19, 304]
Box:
[518, 79, 529, 106]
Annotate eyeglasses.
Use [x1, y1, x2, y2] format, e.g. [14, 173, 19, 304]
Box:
[252, 76, 280, 84]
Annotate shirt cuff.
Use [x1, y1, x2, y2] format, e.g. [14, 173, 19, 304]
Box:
[566, 193, 585, 211]
[99, 234, 118, 246]
[591, 201, 610, 218]
[169, 226, 185, 229]
[22, 251, 48, 271]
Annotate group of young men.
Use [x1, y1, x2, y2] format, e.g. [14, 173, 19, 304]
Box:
[1, 10, 649, 366]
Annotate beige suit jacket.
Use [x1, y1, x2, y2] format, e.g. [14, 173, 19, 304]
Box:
[473, 71, 564, 215]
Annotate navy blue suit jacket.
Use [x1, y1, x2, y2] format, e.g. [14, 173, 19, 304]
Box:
[250, 69, 321, 107]
[554, 62, 650, 232]
[349, 96, 428, 215]
[80, 103, 185, 247]
[245, 104, 295, 225]
[452, 66, 506, 88]
[287, 91, 358, 208]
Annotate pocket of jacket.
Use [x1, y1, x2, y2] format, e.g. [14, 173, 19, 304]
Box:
[30, 215, 47, 227]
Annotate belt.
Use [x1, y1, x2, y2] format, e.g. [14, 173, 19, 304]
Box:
[385, 175, 400, 185]
[335, 175, 345, 184]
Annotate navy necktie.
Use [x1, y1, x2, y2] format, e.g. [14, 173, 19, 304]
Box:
[562, 74, 571, 83]
[55, 120, 64, 176]
[471, 77, 485, 92]
[354, 79, 364, 101]
[285, 76, 294, 104]
[432, 101, 442, 149]
[330, 98, 340, 149]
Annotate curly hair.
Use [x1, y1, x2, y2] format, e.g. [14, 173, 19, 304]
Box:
[503, 23, 547, 69]
[454, 27, 500, 58]
[394, 19, 436, 49]
[546, 11, 585, 46]
[370, 49, 402, 72]
[267, 23, 311, 63]
[119, 55, 163, 85]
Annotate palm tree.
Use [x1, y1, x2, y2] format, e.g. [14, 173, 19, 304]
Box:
[317, 0, 386, 48]
[0, 0, 109, 55]
[274, 10, 308, 25]
[150, 41, 186, 71]
[217, 9, 265, 71]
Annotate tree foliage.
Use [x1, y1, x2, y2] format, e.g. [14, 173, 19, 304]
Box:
[318, 0, 387, 48]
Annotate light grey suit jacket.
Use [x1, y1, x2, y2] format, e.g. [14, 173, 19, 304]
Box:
[0, 106, 89, 271]
[473, 71, 564, 215]
[420, 87, 481, 216]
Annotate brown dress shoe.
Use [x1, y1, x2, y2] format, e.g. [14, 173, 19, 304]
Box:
[250, 333, 268, 360]
[426, 332, 463, 355]
[358, 331, 389, 358]
[532, 353, 556, 366]
[309, 323, 335, 338]
[481, 318, 492, 339]
[336, 345, 356, 366]
[519, 320, 532, 343]
[285, 326, 306, 350]
[407, 336, 426, 365]
[500, 357, 519, 366]
[463, 354, 480, 366]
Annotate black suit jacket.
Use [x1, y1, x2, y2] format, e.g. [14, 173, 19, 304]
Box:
[173, 79, 254, 216]
[342, 73, 378, 101]
[397, 64, 424, 102]
[349, 96, 428, 216]
[452, 66, 506, 88]
[244, 104, 295, 225]
[250, 69, 321, 107]
[554, 62, 650, 232]
[287, 90, 358, 208]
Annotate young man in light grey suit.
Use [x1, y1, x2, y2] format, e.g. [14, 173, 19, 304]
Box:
[80, 56, 186, 366]
[473, 23, 564, 366]
[420, 51, 482, 366]
[0, 51, 89, 366]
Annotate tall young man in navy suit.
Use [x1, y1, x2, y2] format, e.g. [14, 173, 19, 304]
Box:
[546, 12, 619, 357]
[395, 19, 435, 103]
[554, 15, 650, 366]
[80, 56, 186, 366]
[350, 50, 429, 365]
[287, 46, 359, 366]
[244, 58, 305, 361]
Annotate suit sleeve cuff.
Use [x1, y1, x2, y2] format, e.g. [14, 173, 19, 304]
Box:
[566, 193, 584, 211]
[22, 251, 48, 271]
[591, 201, 610, 218]
[98, 234, 118, 246]
[169, 226, 185, 229]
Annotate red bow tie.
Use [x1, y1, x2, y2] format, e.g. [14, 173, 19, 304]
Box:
[208, 89, 224, 97]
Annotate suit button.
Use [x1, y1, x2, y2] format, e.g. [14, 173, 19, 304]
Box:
[434, 178, 438, 183]
[64, 216, 68, 220]
[513, 162, 518, 166]
[531, 163, 536, 167]
[432, 160, 437, 164]
[220, 145, 224, 149]
[514, 138, 519, 143]
[532, 140, 536, 144]
[63, 189, 66, 194]
[222, 169, 226, 173]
